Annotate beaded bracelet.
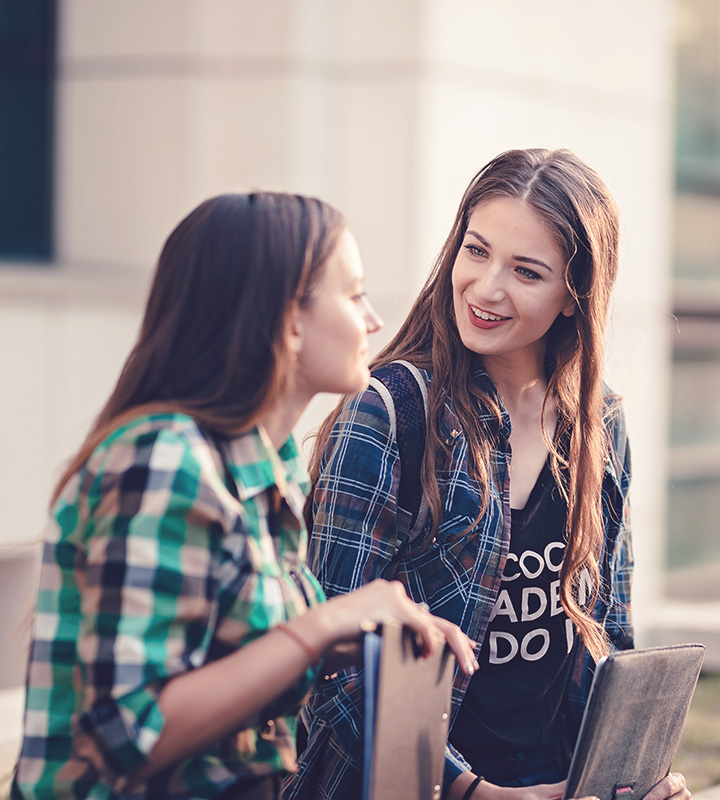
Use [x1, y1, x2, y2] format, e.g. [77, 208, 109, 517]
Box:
[461, 776, 484, 800]
[275, 623, 322, 665]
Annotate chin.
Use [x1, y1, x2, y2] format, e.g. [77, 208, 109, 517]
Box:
[345, 368, 371, 395]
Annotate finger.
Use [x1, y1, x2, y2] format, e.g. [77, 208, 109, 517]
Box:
[538, 779, 567, 800]
[432, 617, 478, 675]
[405, 603, 437, 657]
[388, 585, 437, 656]
[642, 773, 688, 800]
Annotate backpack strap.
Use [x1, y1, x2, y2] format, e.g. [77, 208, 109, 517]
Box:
[369, 360, 429, 553]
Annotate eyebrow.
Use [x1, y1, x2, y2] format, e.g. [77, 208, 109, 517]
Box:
[466, 230, 554, 273]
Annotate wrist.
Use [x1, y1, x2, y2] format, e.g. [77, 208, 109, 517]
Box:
[449, 773, 485, 800]
[461, 776, 485, 800]
[289, 602, 337, 659]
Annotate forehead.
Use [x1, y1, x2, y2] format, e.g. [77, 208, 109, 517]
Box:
[466, 196, 563, 258]
[323, 229, 364, 285]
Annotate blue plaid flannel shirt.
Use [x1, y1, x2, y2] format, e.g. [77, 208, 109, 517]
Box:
[283, 364, 633, 800]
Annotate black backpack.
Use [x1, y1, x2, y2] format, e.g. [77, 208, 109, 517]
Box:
[369, 360, 430, 556]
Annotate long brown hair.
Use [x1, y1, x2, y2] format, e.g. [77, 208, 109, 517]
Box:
[53, 192, 345, 504]
[310, 149, 619, 661]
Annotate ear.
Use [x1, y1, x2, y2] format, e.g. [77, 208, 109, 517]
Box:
[561, 297, 576, 318]
[286, 302, 305, 358]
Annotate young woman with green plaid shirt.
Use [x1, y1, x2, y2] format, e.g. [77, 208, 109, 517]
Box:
[10, 193, 476, 800]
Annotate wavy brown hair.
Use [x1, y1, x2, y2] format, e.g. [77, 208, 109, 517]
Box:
[53, 191, 345, 504]
[309, 149, 619, 661]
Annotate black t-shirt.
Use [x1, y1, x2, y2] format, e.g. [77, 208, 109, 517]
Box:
[449, 457, 576, 775]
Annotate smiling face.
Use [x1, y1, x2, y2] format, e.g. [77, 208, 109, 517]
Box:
[451, 196, 576, 371]
[292, 229, 383, 401]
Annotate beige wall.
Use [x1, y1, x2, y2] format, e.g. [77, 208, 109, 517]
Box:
[0, 1, 679, 674]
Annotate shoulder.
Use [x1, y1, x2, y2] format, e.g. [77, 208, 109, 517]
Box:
[600, 384, 631, 481]
[371, 361, 431, 397]
[66, 413, 226, 517]
[87, 413, 211, 475]
[601, 384, 628, 443]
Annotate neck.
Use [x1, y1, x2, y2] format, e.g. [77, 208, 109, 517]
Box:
[483, 349, 547, 411]
[257, 396, 308, 450]
[483, 352, 558, 442]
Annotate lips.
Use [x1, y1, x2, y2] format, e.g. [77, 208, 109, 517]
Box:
[467, 302, 510, 329]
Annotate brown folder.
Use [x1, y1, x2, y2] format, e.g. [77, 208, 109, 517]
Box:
[563, 643, 705, 800]
[363, 621, 455, 800]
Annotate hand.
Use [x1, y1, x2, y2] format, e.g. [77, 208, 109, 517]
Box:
[641, 773, 690, 800]
[486, 781, 566, 800]
[315, 579, 478, 675]
[449, 775, 567, 800]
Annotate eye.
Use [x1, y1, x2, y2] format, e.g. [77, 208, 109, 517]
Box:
[463, 243, 488, 258]
[351, 290, 367, 302]
[515, 266, 542, 281]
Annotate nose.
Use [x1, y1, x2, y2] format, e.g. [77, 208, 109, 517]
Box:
[471, 261, 506, 304]
[362, 295, 383, 334]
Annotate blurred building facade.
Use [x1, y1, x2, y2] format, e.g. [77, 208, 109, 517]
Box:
[0, 0, 718, 695]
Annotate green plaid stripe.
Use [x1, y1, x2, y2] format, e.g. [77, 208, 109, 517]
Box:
[12, 414, 324, 799]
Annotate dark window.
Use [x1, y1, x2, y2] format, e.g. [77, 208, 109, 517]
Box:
[0, 0, 56, 260]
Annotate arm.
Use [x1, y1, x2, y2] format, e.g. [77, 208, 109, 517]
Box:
[447, 775, 567, 800]
[309, 387, 404, 594]
[601, 406, 689, 800]
[603, 396, 634, 650]
[307, 390, 481, 796]
[134, 580, 471, 783]
[77, 422, 475, 789]
[76, 423, 299, 787]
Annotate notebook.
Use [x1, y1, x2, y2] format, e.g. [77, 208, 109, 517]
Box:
[563, 643, 705, 800]
[363, 621, 455, 800]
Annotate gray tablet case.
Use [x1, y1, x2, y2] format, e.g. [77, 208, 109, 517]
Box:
[363, 621, 455, 800]
[564, 643, 705, 800]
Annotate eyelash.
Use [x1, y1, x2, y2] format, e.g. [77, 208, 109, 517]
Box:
[464, 244, 487, 258]
[463, 244, 542, 281]
[516, 266, 542, 281]
[352, 291, 367, 302]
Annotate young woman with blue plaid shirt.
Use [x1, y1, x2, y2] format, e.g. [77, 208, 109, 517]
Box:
[10, 193, 476, 800]
[288, 150, 690, 800]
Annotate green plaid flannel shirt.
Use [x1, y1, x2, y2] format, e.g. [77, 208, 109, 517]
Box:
[11, 413, 324, 800]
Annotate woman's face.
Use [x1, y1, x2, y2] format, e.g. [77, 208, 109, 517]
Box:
[451, 196, 575, 368]
[293, 229, 383, 400]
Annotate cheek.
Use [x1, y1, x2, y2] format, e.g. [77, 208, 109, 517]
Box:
[346, 306, 369, 343]
[451, 272, 466, 315]
[450, 263, 461, 292]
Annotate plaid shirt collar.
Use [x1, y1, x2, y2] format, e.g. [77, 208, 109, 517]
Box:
[222, 424, 310, 519]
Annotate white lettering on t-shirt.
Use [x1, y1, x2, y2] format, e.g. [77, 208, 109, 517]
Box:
[519, 550, 544, 580]
[485, 540, 585, 665]
[578, 567, 593, 607]
[521, 586, 547, 622]
[490, 589, 518, 623]
[489, 631, 519, 664]
[520, 628, 550, 661]
[544, 542, 564, 572]
[565, 618, 575, 654]
[502, 553, 520, 582]
[550, 579, 563, 616]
